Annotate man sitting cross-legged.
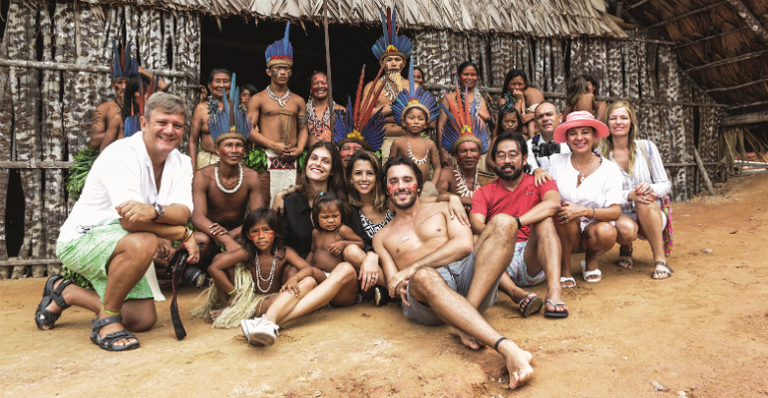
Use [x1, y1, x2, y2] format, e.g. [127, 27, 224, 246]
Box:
[373, 155, 534, 390]
[470, 132, 568, 318]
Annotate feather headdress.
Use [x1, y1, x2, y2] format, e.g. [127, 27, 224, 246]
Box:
[208, 74, 251, 145]
[391, 63, 439, 126]
[333, 65, 387, 152]
[265, 22, 293, 68]
[123, 75, 160, 138]
[440, 79, 489, 155]
[111, 39, 138, 80]
[371, 7, 412, 62]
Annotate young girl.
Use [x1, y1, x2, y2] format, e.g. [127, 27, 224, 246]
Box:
[487, 108, 522, 170]
[306, 193, 365, 281]
[563, 75, 607, 121]
[191, 208, 316, 329]
[389, 107, 442, 196]
[497, 69, 544, 140]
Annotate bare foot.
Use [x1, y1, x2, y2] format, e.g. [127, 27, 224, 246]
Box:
[498, 340, 534, 390]
[450, 326, 484, 350]
[208, 309, 223, 323]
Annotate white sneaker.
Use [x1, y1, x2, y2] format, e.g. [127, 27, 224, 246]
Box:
[240, 318, 262, 345]
[243, 317, 279, 346]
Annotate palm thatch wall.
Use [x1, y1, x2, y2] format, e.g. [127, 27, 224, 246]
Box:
[0, 0, 201, 278]
[0, 0, 725, 279]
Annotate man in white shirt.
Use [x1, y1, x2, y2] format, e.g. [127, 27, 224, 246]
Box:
[36, 93, 199, 352]
[527, 102, 571, 175]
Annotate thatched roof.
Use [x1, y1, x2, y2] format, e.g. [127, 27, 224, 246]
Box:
[82, 0, 622, 37]
[624, 0, 768, 121]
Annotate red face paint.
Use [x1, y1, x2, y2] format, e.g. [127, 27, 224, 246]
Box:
[387, 184, 398, 196]
[405, 183, 418, 192]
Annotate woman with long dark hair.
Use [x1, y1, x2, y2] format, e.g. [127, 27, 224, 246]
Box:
[497, 69, 544, 140]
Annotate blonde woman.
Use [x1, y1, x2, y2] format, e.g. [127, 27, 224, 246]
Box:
[598, 101, 673, 279]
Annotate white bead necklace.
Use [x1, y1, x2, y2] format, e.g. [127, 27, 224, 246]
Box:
[407, 141, 430, 165]
[267, 86, 290, 107]
[454, 166, 479, 198]
[255, 247, 278, 293]
[215, 164, 243, 194]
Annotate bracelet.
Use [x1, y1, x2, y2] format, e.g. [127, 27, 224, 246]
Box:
[591, 207, 596, 220]
[102, 304, 120, 316]
[228, 287, 237, 295]
[494, 336, 507, 351]
[514, 216, 523, 230]
[178, 226, 193, 243]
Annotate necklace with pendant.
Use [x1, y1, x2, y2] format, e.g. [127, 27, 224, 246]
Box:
[394, 205, 422, 243]
[267, 86, 290, 107]
[573, 154, 594, 185]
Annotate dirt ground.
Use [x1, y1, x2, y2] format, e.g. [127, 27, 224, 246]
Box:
[2, 173, 768, 398]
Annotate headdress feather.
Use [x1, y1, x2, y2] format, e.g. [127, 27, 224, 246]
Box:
[371, 7, 412, 62]
[333, 65, 386, 151]
[391, 63, 440, 126]
[111, 39, 138, 80]
[439, 78, 489, 155]
[208, 73, 251, 145]
[265, 22, 293, 68]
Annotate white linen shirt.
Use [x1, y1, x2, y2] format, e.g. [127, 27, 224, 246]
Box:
[549, 152, 624, 231]
[58, 132, 194, 242]
[526, 134, 571, 174]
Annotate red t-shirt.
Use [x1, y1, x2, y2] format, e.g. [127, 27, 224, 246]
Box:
[470, 174, 558, 243]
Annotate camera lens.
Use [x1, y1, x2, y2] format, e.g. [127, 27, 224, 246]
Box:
[182, 266, 207, 288]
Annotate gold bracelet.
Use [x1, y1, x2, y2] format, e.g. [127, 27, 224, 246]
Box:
[179, 227, 192, 243]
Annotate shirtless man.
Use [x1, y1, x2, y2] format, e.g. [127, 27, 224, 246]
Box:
[306, 71, 341, 147]
[437, 140, 484, 208]
[471, 132, 568, 318]
[90, 41, 136, 150]
[248, 23, 308, 204]
[192, 100, 263, 271]
[373, 156, 534, 390]
[362, 7, 412, 162]
[189, 68, 232, 170]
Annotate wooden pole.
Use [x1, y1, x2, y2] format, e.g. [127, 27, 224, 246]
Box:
[694, 148, 717, 195]
[721, 111, 768, 127]
[683, 49, 768, 74]
[0, 161, 74, 168]
[706, 76, 768, 94]
[648, 1, 727, 28]
[673, 18, 768, 49]
[323, 0, 334, 134]
[725, 0, 768, 44]
[0, 59, 187, 78]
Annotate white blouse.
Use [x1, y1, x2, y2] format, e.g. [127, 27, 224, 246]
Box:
[605, 140, 672, 215]
[549, 152, 625, 231]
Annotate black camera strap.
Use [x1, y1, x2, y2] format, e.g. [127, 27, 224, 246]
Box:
[168, 249, 189, 340]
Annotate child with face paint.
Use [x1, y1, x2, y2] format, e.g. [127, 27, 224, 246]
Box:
[200, 208, 316, 330]
[306, 193, 365, 281]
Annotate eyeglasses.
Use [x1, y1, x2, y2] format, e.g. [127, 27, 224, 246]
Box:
[495, 151, 520, 161]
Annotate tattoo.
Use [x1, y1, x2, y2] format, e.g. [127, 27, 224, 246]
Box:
[298, 114, 308, 126]
[90, 109, 103, 134]
[418, 211, 444, 225]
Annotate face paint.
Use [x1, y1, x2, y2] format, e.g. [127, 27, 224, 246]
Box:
[387, 184, 398, 196]
[405, 183, 418, 192]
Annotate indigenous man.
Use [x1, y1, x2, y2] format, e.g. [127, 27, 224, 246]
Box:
[189, 68, 233, 170]
[374, 155, 534, 390]
[192, 82, 263, 269]
[90, 40, 137, 150]
[247, 23, 308, 204]
[527, 101, 571, 177]
[361, 7, 412, 162]
[306, 71, 342, 147]
[471, 132, 569, 318]
[38, 93, 199, 352]
[436, 91, 492, 207]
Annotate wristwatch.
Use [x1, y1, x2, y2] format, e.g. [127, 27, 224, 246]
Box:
[515, 216, 523, 230]
[152, 203, 164, 221]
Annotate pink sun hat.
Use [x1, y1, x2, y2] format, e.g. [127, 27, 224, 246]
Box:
[553, 111, 610, 144]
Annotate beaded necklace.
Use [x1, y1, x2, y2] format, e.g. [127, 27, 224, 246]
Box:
[306, 97, 331, 141]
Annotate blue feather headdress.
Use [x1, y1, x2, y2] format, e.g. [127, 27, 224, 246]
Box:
[123, 75, 160, 138]
[371, 7, 412, 62]
[439, 79, 489, 155]
[391, 63, 439, 126]
[333, 65, 387, 152]
[208, 74, 251, 145]
[111, 39, 138, 80]
[265, 22, 293, 68]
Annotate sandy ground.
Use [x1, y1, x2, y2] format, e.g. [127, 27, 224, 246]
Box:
[2, 173, 768, 398]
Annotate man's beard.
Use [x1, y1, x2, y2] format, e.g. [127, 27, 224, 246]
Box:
[390, 190, 418, 210]
[495, 164, 523, 181]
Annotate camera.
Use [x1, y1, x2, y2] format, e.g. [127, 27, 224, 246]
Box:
[533, 140, 561, 158]
[166, 248, 207, 288]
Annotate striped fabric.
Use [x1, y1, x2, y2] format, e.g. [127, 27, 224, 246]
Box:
[607, 140, 672, 215]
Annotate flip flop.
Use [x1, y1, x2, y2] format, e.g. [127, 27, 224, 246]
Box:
[544, 299, 569, 318]
[518, 293, 543, 317]
[580, 260, 602, 283]
[652, 261, 674, 280]
[560, 277, 576, 288]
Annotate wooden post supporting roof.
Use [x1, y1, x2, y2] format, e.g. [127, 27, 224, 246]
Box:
[721, 111, 768, 127]
[726, 0, 768, 44]
[683, 49, 768, 74]
[649, 1, 727, 28]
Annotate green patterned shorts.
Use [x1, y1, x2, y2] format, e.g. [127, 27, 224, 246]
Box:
[56, 223, 153, 300]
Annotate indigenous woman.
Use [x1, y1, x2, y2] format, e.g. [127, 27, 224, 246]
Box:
[497, 69, 544, 140]
[598, 101, 673, 279]
[437, 62, 492, 166]
[305, 71, 343, 147]
[549, 112, 623, 286]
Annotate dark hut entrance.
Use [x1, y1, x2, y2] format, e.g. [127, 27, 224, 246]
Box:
[200, 17, 392, 105]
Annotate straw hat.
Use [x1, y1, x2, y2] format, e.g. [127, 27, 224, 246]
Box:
[553, 111, 609, 144]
